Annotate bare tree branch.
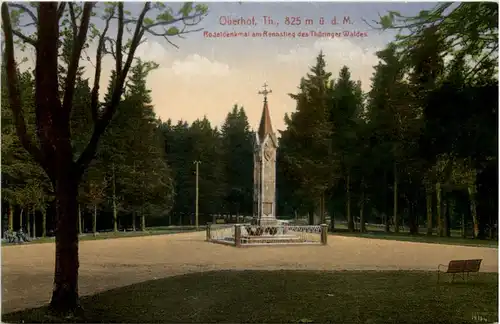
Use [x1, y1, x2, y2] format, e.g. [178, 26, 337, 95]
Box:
[61, 2, 93, 125]
[57, 2, 66, 21]
[163, 35, 178, 49]
[103, 36, 117, 60]
[9, 3, 38, 24]
[135, 10, 207, 49]
[12, 29, 37, 47]
[82, 47, 95, 68]
[465, 44, 499, 80]
[1, 3, 46, 169]
[146, 25, 203, 49]
[116, 2, 150, 92]
[362, 15, 445, 33]
[18, 21, 36, 28]
[90, 10, 114, 122]
[68, 3, 78, 39]
[124, 11, 204, 30]
[104, 36, 148, 61]
[116, 3, 124, 76]
[76, 2, 152, 177]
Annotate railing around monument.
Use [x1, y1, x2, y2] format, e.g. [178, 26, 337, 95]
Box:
[206, 223, 328, 246]
[207, 224, 236, 245]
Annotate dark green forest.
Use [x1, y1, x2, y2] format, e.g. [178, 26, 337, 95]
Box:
[2, 2, 498, 241]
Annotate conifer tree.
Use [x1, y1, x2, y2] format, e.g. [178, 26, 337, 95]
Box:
[282, 52, 336, 224]
[220, 105, 254, 216]
[329, 66, 364, 231]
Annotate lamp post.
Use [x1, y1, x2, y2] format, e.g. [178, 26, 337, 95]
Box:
[194, 160, 201, 230]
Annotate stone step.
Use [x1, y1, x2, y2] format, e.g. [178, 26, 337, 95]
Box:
[241, 235, 304, 244]
[243, 239, 305, 244]
[242, 234, 298, 239]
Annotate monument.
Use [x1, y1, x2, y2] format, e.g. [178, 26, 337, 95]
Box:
[205, 83, 327, 245]
[205, 85, 326, 245]
[253, 83, 279, 226]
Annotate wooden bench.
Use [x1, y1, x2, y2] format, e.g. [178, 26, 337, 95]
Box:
[437, 259, 482, 283]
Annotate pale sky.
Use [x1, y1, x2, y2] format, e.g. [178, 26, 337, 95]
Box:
[18, 2, 437, 132]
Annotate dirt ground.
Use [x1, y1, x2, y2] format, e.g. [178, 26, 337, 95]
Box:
[2, 231, 498, 313]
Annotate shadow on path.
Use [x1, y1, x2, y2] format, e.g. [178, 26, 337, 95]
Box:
[3, 270, 498, 324]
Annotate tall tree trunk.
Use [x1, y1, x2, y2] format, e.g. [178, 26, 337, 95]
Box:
[446, 197, 454, 237]
[329, 202, 335, 232]
[461, 212, 466, 238]
[360, 176, 366, 233]
[93, 205, 97, 236]
[489, 212, 493, 239]
[409, 201, 418, 234]
[8, 205, 14, 231]
[359, 200, 366, 233]
[319, 194, 322, 224]
[468, 185, 479, 238]
[413, 201, 419, 234]
[425, 187, 433, 235]
[78, 204, 82, 235]
[308, 205, 314, 225]
[323, 193, 326, 225]
[320, 192, 326, 224]
[112, 163, 118, 232]
[3, 1, 93, 313]
[393, 162, 399, 233]
[443, 195, 449, 237]
[50, 174, 80, 313]
[346, 171, 353, 232]
[383, 170, 390, 233]
[141, 191, 146, 231]
[27, 208, 31, 237]
[436, 182, 443, 237]
[32, 207, 36, 238]
[20, 208, 24, 231]
[40, 2, 84, 301]
[330, 209, 335, 231]
[42, 209, 47, 238]
[132, 212, 136, 231]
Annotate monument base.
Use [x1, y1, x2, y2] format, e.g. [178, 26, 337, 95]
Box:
[241, 234, 303, 244]
[252, 216, 278, 226]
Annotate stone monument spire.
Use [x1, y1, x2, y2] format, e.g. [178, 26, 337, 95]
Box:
[257, 83, 274, 143]
[253, 83, 278, 226]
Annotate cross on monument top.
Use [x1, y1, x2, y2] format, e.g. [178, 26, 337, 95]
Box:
[258, 82, 272, 102]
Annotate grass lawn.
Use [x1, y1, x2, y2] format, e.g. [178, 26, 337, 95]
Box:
[3, 270, 498, 323]
[2, 227, 203, 246]
[332, 230, 498, 248]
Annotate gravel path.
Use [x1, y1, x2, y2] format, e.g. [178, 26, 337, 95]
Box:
[2, 231, 498, 313]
